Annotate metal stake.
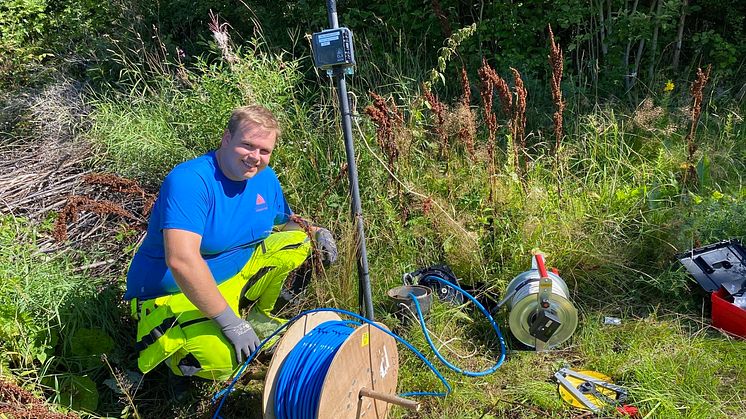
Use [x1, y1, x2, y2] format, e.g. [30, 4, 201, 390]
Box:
[325, 0, 375, 321]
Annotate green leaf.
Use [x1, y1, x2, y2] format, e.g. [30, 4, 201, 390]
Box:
[59, 375, 99, 413]
[696, 155, 711, 189]
[70, 328, 114, 369]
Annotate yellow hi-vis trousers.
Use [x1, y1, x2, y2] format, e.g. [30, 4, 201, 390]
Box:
[131, 230, 311, 381]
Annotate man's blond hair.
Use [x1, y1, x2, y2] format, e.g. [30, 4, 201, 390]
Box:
[227, 105, 281, 138]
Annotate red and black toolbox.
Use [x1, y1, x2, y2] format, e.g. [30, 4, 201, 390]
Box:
[678, 239, 746, 339]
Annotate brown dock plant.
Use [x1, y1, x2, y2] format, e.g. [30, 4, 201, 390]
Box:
[548, 24, 564, 156]
[364, 91, 400, 179]
[84, 172, 156, 215]
[478, 59, 498, 151]
[479, 59, 518, 199]
[54, 196, 138, 242]
[548, 24, 565, 198]
[422, 84, 449, 160]
[289, 214, 323, 273]
[685, 64, 712, 183]
[458, 67, 476, 160]
[510, 67, 528, 180]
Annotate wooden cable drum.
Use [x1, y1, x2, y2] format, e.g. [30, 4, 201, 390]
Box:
[263, 313, 413, 419]
[263, 312, 340, 418]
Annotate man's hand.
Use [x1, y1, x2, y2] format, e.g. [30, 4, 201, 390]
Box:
[315, 227, 338, 266]
[211, 306, 261, 363]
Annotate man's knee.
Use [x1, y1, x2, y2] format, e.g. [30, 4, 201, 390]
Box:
[133, 294, 239, 381]
[263, 231, 312, 265]
[167, 321, 237, 380]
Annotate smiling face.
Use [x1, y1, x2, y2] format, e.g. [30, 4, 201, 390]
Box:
[216, 121, 277, 181]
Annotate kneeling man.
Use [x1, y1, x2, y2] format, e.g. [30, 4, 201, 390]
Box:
[125, 105, 337, 380]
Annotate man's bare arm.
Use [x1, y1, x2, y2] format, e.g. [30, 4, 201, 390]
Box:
[163, 228, 227, 317]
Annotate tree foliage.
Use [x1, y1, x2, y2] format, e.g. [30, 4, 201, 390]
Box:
[2, 0, 743, 96]
[230, 0, 746, 96]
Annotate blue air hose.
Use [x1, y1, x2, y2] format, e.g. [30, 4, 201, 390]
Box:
[211, 282, 507, 419]
[411, 275, 507, 377]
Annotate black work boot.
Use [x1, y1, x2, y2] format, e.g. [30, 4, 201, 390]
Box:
[276, 259, 314, 311]
[167, 370, 192, 403]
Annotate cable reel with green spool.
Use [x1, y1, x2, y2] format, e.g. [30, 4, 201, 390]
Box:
[501, 252, 578, 350]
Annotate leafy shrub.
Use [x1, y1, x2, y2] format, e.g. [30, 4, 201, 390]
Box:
[0, 0, 118, 87]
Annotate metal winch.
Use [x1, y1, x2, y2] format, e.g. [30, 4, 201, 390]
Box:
[504, 252, 578, 350]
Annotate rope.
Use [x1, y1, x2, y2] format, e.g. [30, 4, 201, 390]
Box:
[211, 282, 507, 418]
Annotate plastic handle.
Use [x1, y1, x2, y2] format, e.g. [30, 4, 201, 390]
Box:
[535, 253, 549, 278]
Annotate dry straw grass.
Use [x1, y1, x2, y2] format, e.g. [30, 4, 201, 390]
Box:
[0, 79, 154, 277]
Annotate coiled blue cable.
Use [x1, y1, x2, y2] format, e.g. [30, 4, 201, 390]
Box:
[411, 276, 507, 377]
[274, 321, 356, 418]
[211, 281, 507, 418]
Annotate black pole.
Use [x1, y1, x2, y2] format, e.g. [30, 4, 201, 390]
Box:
[326, 0, 375, 321]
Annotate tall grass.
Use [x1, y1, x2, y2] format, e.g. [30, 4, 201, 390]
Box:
[87, 41, 306, 188]
[390, 303, 746, 418]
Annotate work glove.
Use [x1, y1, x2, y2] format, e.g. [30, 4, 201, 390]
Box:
[315, 227, 338, 266]
[211, 306, 261, 364]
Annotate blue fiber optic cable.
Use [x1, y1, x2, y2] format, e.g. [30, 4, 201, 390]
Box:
[212, 280, 507, 419]
[274, 321, 356, 418]
[408, 276, 507, 377]
[211, 307, 453, 419]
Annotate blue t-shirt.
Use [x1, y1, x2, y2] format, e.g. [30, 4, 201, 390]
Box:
[124, 151, 292, 300]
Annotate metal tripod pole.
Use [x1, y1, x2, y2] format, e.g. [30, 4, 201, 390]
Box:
[326, 0, 375, 321]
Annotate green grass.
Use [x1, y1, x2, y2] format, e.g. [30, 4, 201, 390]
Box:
[385, 302, 746, 418]
[2, 27, 746, 419]
[86, 41, 305, 188]
[0, 215, 131, 415]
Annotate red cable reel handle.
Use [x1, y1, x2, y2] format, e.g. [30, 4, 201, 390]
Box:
[534, 252, 549, 279]
[533, 251, 551, 310]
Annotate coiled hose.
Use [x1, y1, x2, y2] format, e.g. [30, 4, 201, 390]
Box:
[212, 277, 507, 418]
